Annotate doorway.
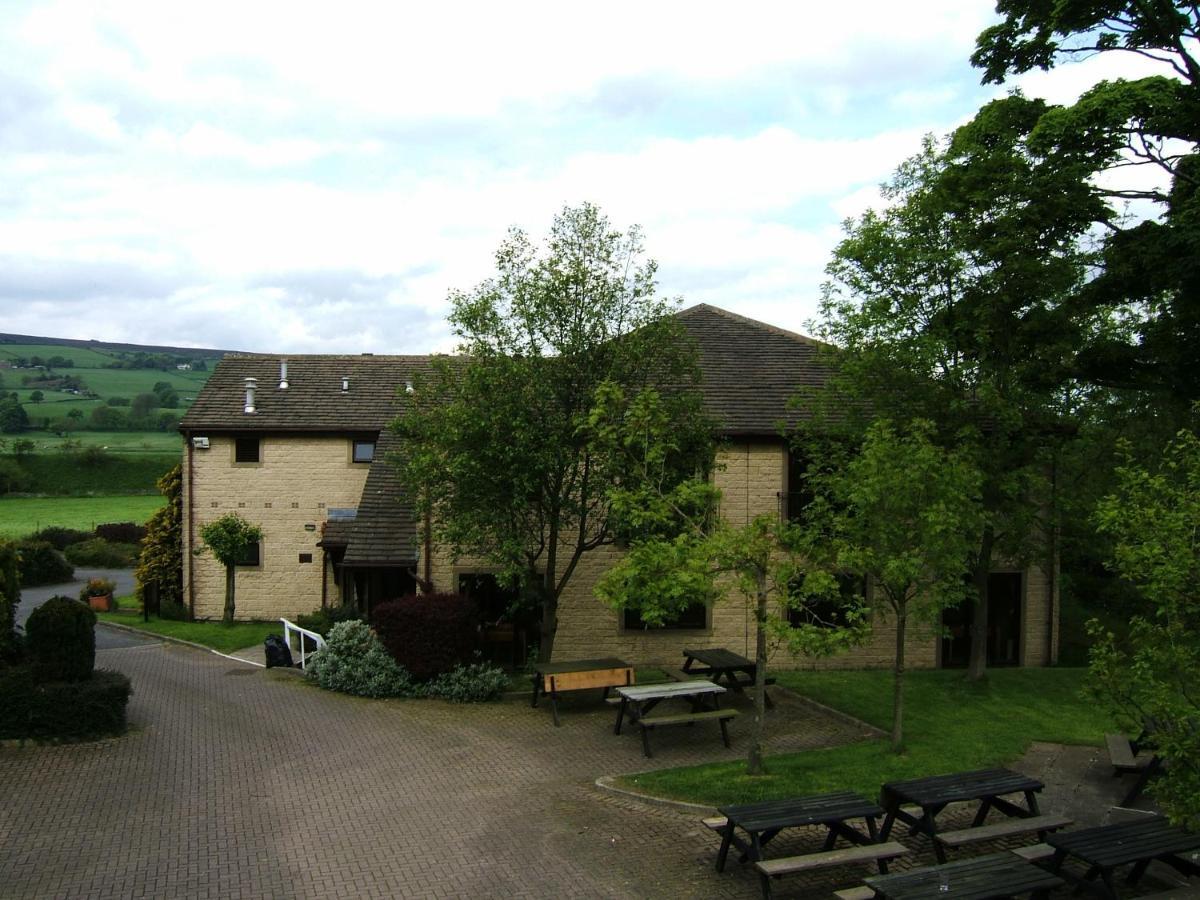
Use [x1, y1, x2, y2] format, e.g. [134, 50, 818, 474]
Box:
[941, 572, 1023, 668]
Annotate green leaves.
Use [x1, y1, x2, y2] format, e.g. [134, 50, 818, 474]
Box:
[198, 513, 262, 567]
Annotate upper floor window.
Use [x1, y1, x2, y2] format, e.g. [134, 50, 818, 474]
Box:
[352, 440, 376, 463]
[235, 437, 260, 464]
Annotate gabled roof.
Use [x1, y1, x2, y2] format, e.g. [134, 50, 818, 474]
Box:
[341, 430, 419, 567]
[676, 303, 833, 436]
[179, 354, 437, 433]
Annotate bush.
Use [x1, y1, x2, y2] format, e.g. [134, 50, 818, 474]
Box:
[26, 596, 95, 682]
[0, 457, 30, 494]
[78, 577, 116, 602]
[29, 526, 91, 551]
[294, 604, 363, 638]
[159, 600, 189, 621]
[0, 539, 19, 664]
[0, 666, 130, 740]
[425, 658, 508, 703]
[305, 620, 414, 698]
[16, 540, 74, 586]
[95, 522, 147, 544]
[371, 593, 480, 681]
[65, 538, 138, 568]
[136, 464, 183, 614]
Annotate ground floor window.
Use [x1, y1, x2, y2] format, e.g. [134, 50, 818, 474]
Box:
[941, 572, 1023, 667]
[622, 602, 708, 631]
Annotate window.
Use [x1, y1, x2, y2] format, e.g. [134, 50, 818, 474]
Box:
[352, 440, 375, 463]
[623, 602, 708, 631]
[235, 540, 261, 567]
[458, 573, 519, 623]
[235, 437, 260, 464]
[782, 448, 813, 523]
[787, 573, 865, 630]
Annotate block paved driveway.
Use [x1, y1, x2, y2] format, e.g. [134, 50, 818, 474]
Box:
[0, 636, 875, 899]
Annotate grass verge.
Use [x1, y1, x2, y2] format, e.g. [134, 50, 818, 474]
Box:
[96, 610, 279, 654]
[0, 494, 165, 538]
[617, 667, 1112, 806]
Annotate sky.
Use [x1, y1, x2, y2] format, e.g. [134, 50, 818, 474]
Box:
[0, 1, 1161, 354]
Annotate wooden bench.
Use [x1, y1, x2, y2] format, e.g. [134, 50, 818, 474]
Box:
[532, 658, 633, 726]
[1012, 842, 1055, 861]
[832, 888, 875, 900]
[754, 841, 910, 900]
[1106, 733, 1152, 773]
[638, 708, 737, 757]
[933, 813, 1072, 852]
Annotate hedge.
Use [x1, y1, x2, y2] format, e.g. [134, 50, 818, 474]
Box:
[371, 593, 480, 681]
[0, 667, 131, 740]
[16, 540, 74, 587]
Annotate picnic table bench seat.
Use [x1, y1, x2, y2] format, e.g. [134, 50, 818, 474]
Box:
[865, 850, 1065, 899]
[754, 841, 911, 899]
[934, 814, 1072, 850]
[638, 708, 737, 757]
[833, 888, 875, 900]
[1105, 733, 1152, 773]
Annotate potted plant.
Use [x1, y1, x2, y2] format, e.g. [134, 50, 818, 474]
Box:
[79, 577, 117, 612]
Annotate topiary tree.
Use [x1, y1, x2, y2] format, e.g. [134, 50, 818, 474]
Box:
[26, 596, 95, 682]
[0, 539, 20, 663]
[198, 513, 262, 623]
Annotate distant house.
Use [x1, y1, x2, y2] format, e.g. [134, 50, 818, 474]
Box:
[178, 304, 1059, 669]
[176, 363, 192, 371]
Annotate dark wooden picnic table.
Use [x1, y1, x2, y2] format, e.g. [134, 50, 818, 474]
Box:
[715, 791, 884, 872]
[864, 851, 1065, 899]
[1044, 815, 1200, 898]
[682, 647, 774, 708]
[879, 768, 1044, 863]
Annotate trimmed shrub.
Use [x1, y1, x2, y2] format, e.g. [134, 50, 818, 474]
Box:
[29, 526, 91, 550]
[65, 538, 138, 568]
[295, 604, 363, 638]
[26, 596, 95, 682]
[425, 658, 508, 703]
[371, 593, 480, 681]
[16, 540, 73, 586]
[0, 538, 19, 664]
[136, 464, 183, 613]
[95, 522, 147, 544]
[0, 666, 131, 740]
[158, 600, 189, 621]
[305, 620, 414, 698]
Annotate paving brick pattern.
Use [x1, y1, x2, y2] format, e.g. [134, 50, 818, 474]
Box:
[0, 642, 1187, 899]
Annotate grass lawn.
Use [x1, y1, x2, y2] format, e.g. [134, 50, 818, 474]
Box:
[0, 494, 166, 537]
[16, 430, 184, 454]
[619, 667, 1114, 806]
[96, 610, 280, 653]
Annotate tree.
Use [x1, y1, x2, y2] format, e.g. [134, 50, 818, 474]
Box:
[198, 513, 262, 623]
[0, 396, 28, 434]
[816, 106, 1099, 679]
[394, 203, 709, 661]
[0, 539, 19, 662]
[1087, 425, 1200, 827]
[593, 384, 864, 774]
[804, 419, 983, 751]
[89, 405, 126, 430]
[131, 393, 159, 419]
[973, 2, 1200, 410]
[29, 390, 43, 404]
[137, 465, 184, 616]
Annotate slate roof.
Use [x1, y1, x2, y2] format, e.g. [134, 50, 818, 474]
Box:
[179, 354, 438, 433]
[676, 304, 834, 436]
[341, 430, 420, 567]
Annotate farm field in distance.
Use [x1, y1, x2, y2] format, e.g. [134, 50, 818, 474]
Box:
[0, 495, 166, 538]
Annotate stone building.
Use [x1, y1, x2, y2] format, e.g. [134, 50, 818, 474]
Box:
[178, 304, 1059, 669]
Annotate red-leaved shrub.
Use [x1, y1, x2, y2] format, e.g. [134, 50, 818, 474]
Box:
[370, 593, 480, 680]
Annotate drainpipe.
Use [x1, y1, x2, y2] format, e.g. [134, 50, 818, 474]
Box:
[185, 430, 196, 619]
[1046, 454, 1059, 666]
[423, 508, 433, 591]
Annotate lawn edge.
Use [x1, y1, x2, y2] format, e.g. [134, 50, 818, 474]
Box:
[96, 621, 264, 668]
[594, 775, 718, 814]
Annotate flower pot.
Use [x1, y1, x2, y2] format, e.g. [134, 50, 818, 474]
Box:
[88, 593, 113, 612]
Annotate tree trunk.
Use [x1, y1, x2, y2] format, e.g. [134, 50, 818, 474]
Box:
[222, 564, 236, 624]
[967, 526, 995, 682]
[747, 571, 770, 776]
[892, 600, 907, 753]
[538, 587, 558, 664]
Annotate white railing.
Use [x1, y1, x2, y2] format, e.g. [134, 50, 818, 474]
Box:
[280, 618, 326, 670]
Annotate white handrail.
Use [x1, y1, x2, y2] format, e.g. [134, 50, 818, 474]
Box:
[280, 618, 326, 670]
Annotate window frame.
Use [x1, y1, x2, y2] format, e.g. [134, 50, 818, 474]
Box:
[235, 539, 261, 568]
[351, 439, 376, 464]
[233, 436, 261, 465]
[621, 601, 710, 633]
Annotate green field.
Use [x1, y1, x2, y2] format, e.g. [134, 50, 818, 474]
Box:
[11, 431, 183, 454]
[0, 495, 165, 537]
[0, 343, 122, 367]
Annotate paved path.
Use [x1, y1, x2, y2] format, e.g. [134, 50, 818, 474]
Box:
[0, 640, 873, 899]
[15, 568, 150, 650]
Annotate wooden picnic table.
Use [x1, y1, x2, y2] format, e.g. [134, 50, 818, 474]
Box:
[531, 657, 633, 726]
[864, 850, 1065, 899]
[714, 791, 885, 872]
[879, 768, 1044, 863]
[1044, 815, 1200, 898]
[682, 647, 775, 708]
[613, 681, 733, 757]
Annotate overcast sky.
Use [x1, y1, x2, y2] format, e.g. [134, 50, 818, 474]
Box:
[0, 2, 1156, 354]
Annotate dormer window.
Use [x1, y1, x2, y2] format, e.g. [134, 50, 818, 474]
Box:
[352, 440, 376, 463]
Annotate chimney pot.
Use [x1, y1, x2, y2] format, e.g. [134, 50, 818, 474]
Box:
[279, 360, 289, 390]
[244, 377, 258, 414]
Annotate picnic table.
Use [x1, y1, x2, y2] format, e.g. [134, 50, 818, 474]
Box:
[1044, 815, 1200, 898]
[531, 657, 633, 726]
[863, 850, 1065, 899]
[682, 647, 775, 708]
[613, 681, 734, 757]
[879, 768, 1045, 863]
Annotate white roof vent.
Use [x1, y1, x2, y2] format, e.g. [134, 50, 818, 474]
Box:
[279, 360, 289, 390]
[341, 376, 350, 392]
[404, 380, 414, 394]
[243, 377, 258, 414]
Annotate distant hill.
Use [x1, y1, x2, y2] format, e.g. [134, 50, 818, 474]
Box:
[0, 333, 237, 357]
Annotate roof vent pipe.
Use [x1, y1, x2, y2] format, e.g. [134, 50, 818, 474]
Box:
[279, 360, 289, 390]
[341, 376, 349, 392]
[244, 377, 258, 414]
[404, 380, 414, 394]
